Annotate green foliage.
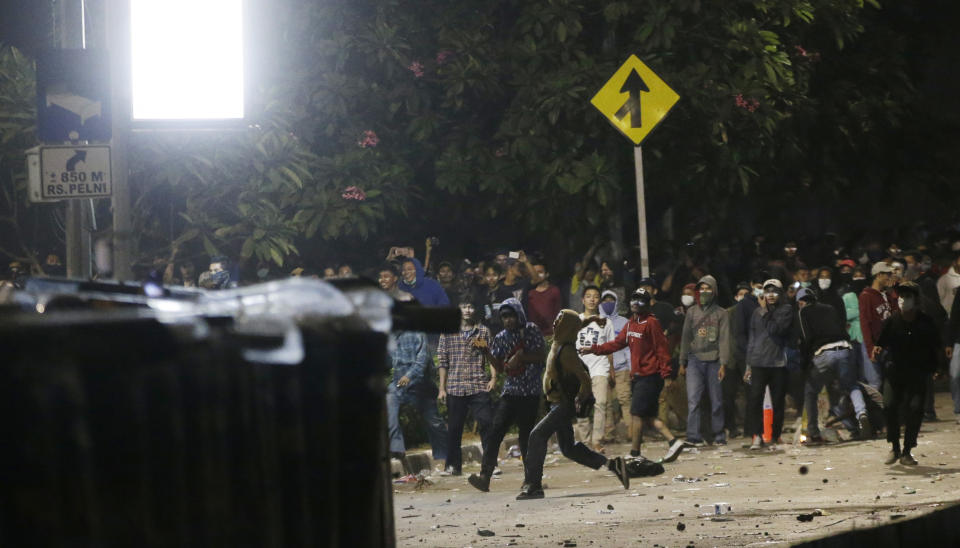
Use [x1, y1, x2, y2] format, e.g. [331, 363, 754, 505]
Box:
[0, 45, 41, 266]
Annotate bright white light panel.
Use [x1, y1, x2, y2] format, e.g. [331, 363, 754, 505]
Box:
[130, 0, 244, 120]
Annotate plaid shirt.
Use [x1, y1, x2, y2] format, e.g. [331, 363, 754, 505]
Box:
[438, 325, 492, 396]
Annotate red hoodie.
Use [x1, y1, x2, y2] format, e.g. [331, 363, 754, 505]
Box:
[590, 313, 672, 378]
[859, 286, 900, 355]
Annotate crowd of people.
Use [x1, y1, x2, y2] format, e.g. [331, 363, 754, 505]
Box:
[369, 231, 960, 499]
[7, 229, 960, 500]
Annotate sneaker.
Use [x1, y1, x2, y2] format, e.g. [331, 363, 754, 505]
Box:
[492, 467, 502, 476]
[899, 453, 918, 466]
[684, 439, 706, 448]
[857, 413, 873, 439]
[884, 450, 901, 465]
[516, 484, 545, 500]
[750, 435, 764, 451]
[438, 466, 461, 477]
[468, 473, 491, 492]
[608, 456, 630, 490]
[714, 438, 727, 446]
[629, 449, 641, 458]
[923, 412, 938, 422]
[661, 438, 686, 463]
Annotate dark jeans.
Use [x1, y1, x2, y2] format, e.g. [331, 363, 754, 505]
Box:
[523, 402, 607, 487]
[445, 392, 494, 472]
[884, 375, 926, 451]
[746, 367, 788, 440]
[480, 394, 540, 475]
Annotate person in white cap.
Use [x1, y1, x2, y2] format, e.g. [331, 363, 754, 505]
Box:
[744, 279, 794, 450]
[858, 262, 899, 391]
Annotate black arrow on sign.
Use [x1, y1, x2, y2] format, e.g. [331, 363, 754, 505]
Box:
[614, 69, 649, 128]
[66, 149, 87, 171]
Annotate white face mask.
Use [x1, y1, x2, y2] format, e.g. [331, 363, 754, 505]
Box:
[681, 295, 695, 307]
[898, 296, 915, 312]
[818, 278, 832, 290]
[753, 287, 763, 298]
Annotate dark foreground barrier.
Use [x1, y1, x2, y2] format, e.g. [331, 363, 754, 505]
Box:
[794, 502, 960, 547]
[0, 279, 406, 547]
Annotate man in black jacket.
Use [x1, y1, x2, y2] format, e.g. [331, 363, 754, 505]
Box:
[873, 282, 943, 465]
[796, 288, 869, 442]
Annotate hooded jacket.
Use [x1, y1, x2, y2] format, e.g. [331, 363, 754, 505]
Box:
[398, 257, 450, 307]
[746, 300, 793, 368]
[543, 310, 592, 404]
[489, 298, 546, 397]
[679, 275, 731, 365]
[590, 311, 672, 379]
[600, 289, 631, 371]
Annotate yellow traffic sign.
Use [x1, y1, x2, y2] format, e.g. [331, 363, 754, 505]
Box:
[590, 55, 679, 145]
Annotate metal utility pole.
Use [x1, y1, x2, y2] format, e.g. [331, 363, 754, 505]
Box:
[633, 146, 650, 279]
[107, 0, 132, 280]
[56, 0, 92, 278]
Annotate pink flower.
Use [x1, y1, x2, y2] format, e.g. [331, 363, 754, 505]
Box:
[794, 45, 809, 57]
[435, 50, 453, 64]
[342, 186, 367, 201]
[358, 130, 379, 148]
[408, 61, 425, 78]
[494, 147, 507, 157]
[734, 93, 759, 113]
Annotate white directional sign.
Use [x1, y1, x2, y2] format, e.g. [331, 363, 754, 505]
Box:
[39, 145, 112, 200]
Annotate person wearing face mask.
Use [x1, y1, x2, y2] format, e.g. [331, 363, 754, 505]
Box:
[814, 266, 845, 323]
[678, 275, 731, 446]
[599, 290, 633, 441]
[744, 279, 794, 450]
[680, 284, 697, 310]
[872, 282, 943, 465]
[581, 289, 689, 462]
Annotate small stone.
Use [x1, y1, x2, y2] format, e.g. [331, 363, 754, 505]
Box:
[516, 524, 525, 528]
[799, 466, 808, 475]
[607, 504, 614, 510]
[477, 529, 495, 537]
[823, 479, 828, 483]
[658, 495, 664, 499]
[676, 522, 686, 531]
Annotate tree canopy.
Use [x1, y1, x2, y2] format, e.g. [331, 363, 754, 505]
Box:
[1, 0, 957, 273]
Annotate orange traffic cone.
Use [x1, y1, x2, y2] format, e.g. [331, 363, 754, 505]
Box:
[762, 386, 773, 443]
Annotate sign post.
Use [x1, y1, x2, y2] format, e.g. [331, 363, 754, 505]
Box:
[590, 55, 679, 278]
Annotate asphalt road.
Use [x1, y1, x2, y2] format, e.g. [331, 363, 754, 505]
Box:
[393, 392, 960, 547]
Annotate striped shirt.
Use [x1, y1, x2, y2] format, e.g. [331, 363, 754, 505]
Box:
[438, 325, 492, 396]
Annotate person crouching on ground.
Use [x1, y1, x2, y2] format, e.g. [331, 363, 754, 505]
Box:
[873, 282, 944, 465]
[581, 289, 688, 463]
[514, 310, 630, 500]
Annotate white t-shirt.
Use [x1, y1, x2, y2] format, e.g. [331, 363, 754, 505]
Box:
[576, 313, 616, 377]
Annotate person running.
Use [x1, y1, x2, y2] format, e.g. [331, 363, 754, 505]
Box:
[581, 289, 688, 463]
[514, 310, 630, 500]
